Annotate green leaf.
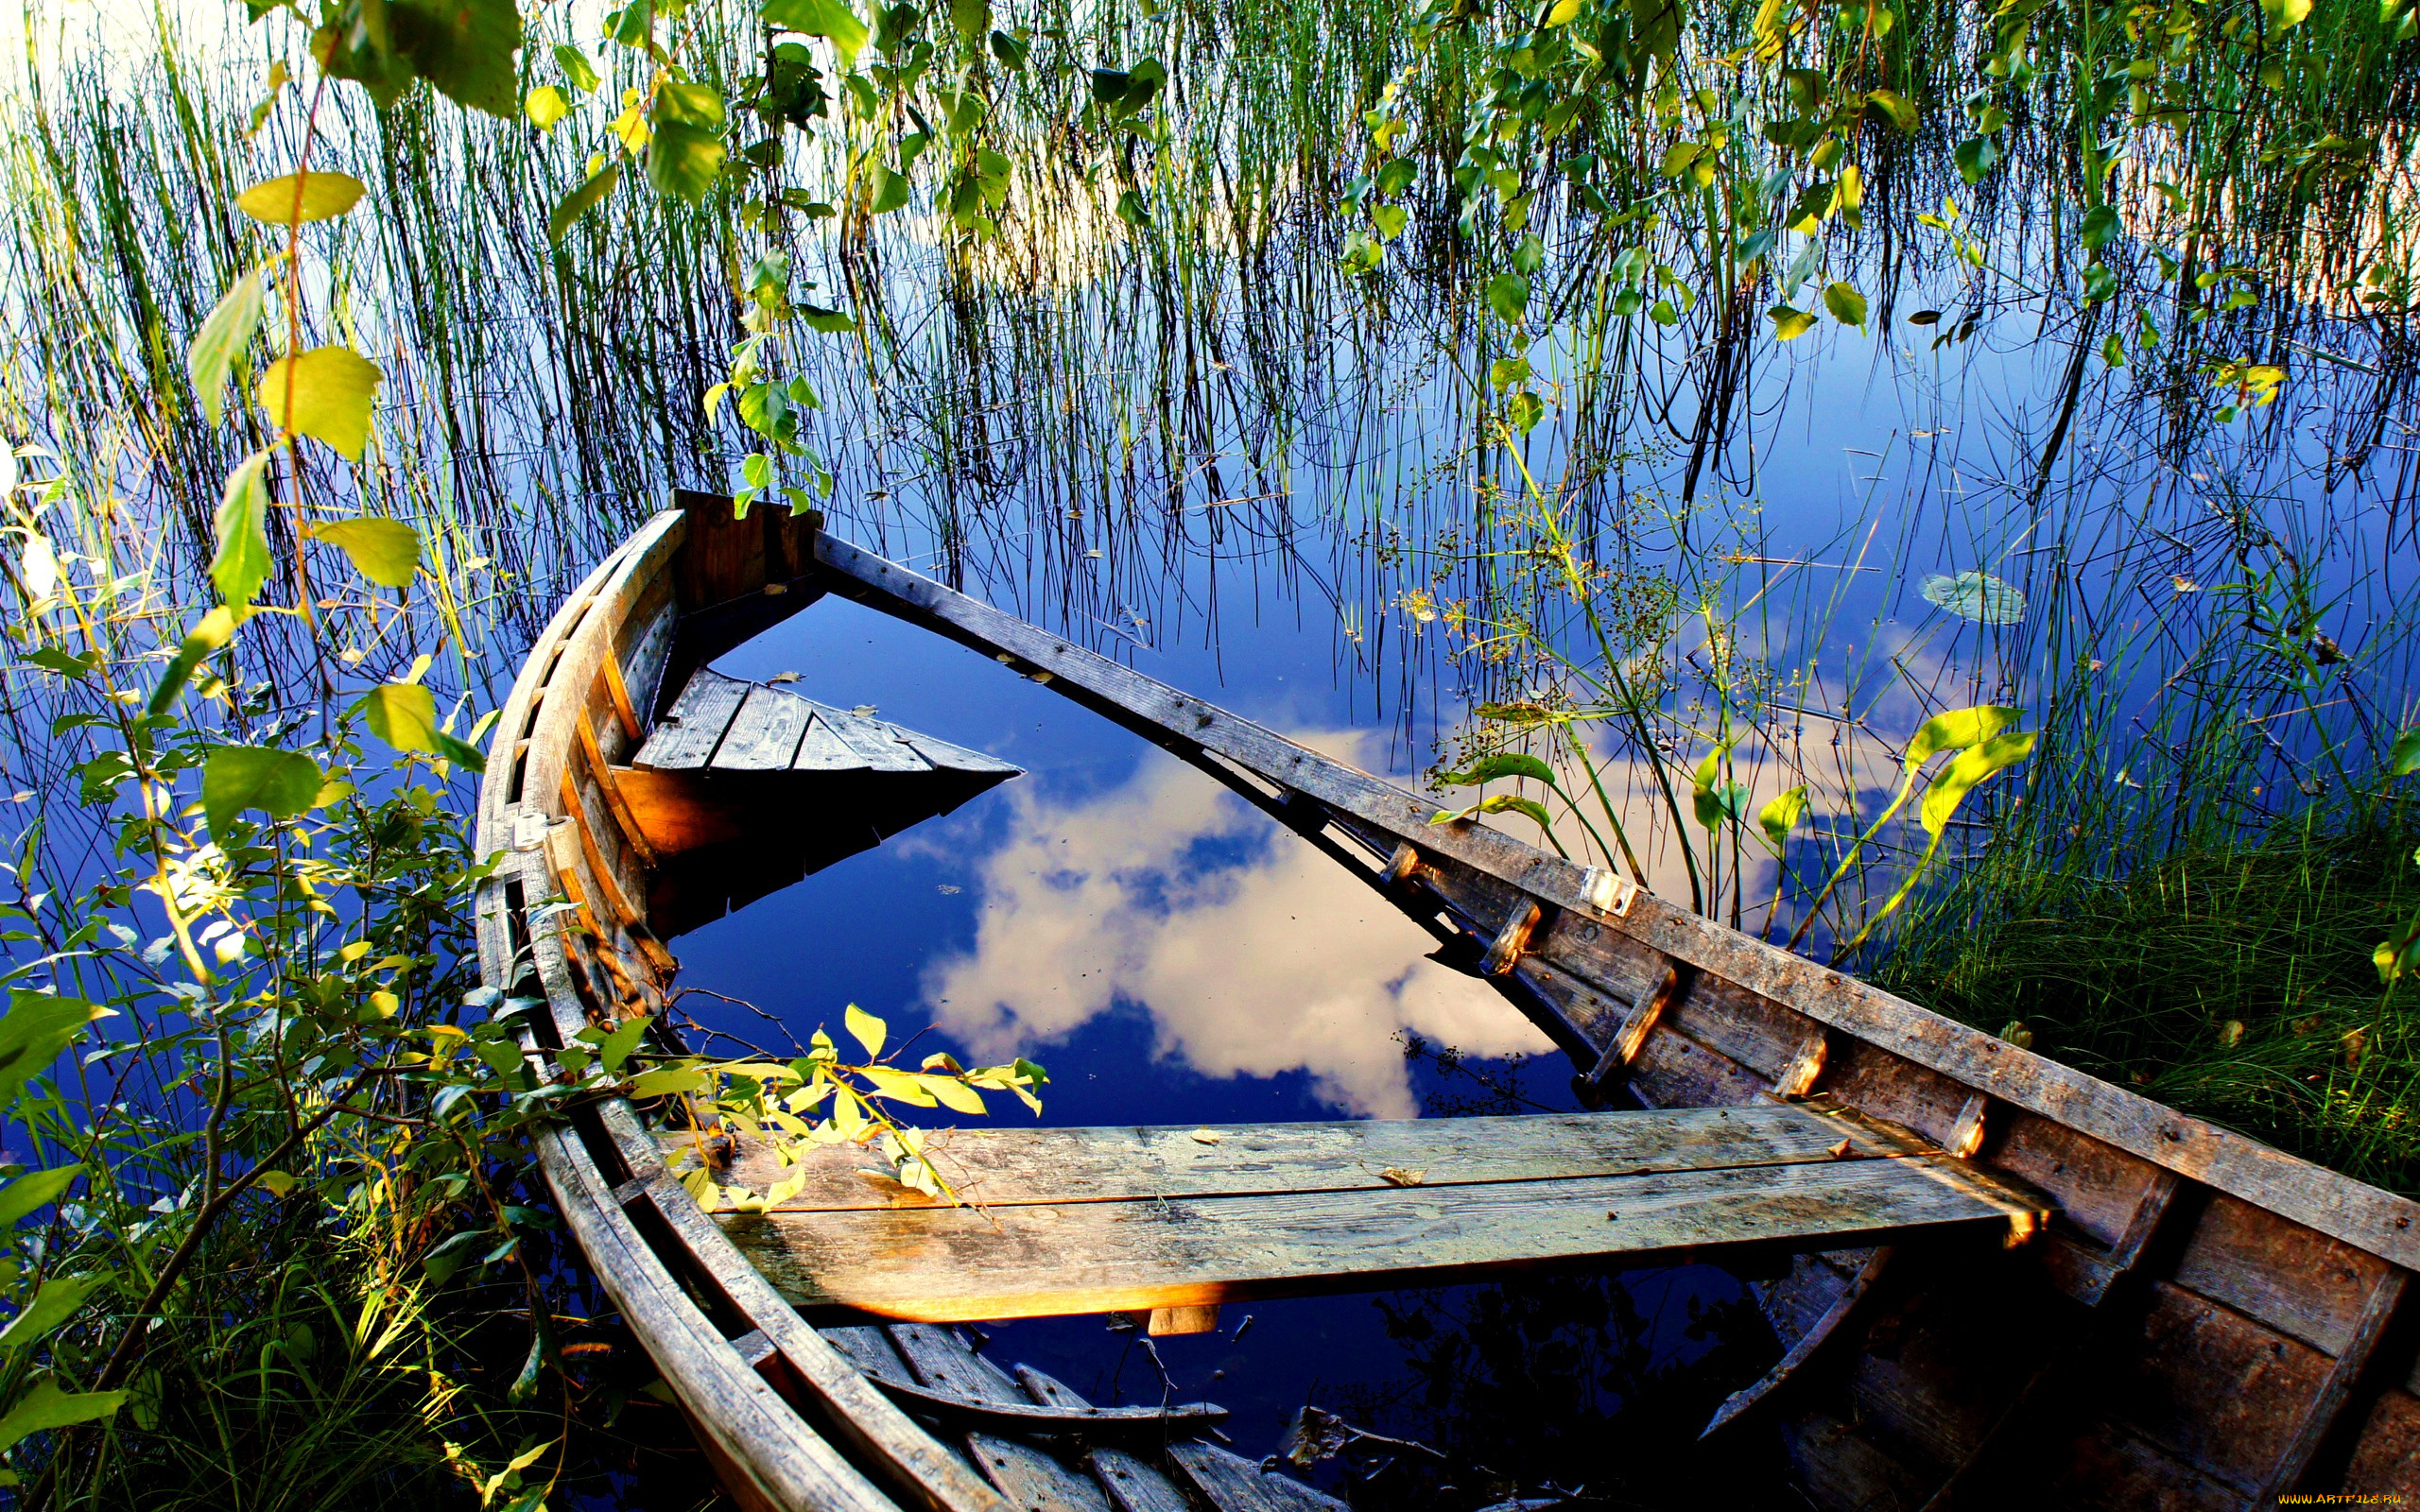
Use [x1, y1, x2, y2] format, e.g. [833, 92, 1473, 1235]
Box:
[648, 83, 727, 203]
[1919, 730, 2038, 837]
[255, 346, 384, 460]
[308, 517, 421, 589]
[0, 994, 110, 1107]
[1486, 272, 1530, 324]
[922, 1074, 987, 1114]
[0, 1378, 126, 1453]
[1823, 281, 1867, 326]
[548, 161, 621, 246]
[2391, 728, 2420, 777]
[1475, 793, 1557, 833]
[149, 605, 242, 715]
[2263, 0, 2313, 28]
[596, 1016, 651, 1075]
[799, 304, 858, 335]
[210, 450, 274, 609]
[0, 1166, 80, 1228]
[553, 43, 600, 94]
[765, 0, 870, 62]
[2080, 202, 2118, 253]
[844, 1004, 887, 1059]
[988, 27, 1028, 67]
[234, 172, 366, 225]
[1767, 304, 1816, 340]
[626, 1065, 707, 1097]
[202, 747, 323, 839]
[1863, 87, 1919, 133]
[0, 1275, 105, 1351]
[525, 84, 571, 129]
[188, 261, 268, 427]
[1758, 785, 1809, 850]
[1905, 705, 2021, 772]
[388, 0, 525, 118]
[949, 0, 990, 41]
[1440, 751, 1557, 787]
[870, 164, 912, 213]
[352, 683, 486, 771]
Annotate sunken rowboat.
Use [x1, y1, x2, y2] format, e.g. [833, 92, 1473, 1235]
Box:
[474, 492, 2420, 1511]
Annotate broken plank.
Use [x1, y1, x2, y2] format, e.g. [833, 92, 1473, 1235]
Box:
[793, 710, 869, 771]
[1165, 1442, 1345, 1512]
[1012, 1367, 1199, 1512]
[721, 1153, 2047, 1324]
[808, 699, 933, 771]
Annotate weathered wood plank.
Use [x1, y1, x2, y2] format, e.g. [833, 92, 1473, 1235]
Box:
[809, 700, 934, 772]
[714, 687, 816, 772]
[1165, 1441, 1345, 1512]
[722, 1154, 2046, 1324]
[2108, 1280, 2335, 1491]
[2169, 1191, 2395, 1356]
[2342, 1386, 2420, 1494]
[635, 667, 751, 770]
[687, 1104, 1931, 1213]
[2256, 1268, 2410, 1503]
[888, 1326, 1110, 1512]
[794, 711, 869, 771]
[804, 530, 2420, 1269]
[1012, 1367, 1199, 1512]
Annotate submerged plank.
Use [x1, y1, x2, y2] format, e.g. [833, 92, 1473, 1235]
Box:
[722, 1152, 2045, 1324]
[634, 666, 750, 769]
[691, 1104, 1927, 1213]
[713, 686, 816, 772]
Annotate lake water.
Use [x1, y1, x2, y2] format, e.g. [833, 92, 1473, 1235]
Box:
[6, 4, 2416, 1503]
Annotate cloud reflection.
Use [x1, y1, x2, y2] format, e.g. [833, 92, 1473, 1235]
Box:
[919, 734, 1551, 1118]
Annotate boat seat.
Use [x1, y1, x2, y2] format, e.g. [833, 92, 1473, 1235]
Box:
[633, 666, 1020, 777]
[684, 1098, 2048, 1330]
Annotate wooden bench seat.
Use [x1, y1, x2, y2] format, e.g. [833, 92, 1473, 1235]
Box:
[685, 1100, 2049, 1327]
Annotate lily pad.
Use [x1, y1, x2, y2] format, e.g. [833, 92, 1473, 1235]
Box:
[1921, 570, 2025, 625]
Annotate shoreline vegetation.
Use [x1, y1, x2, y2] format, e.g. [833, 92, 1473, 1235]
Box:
[0, 0, 2413, 1503]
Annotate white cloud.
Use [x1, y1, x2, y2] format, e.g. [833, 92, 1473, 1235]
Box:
[919, 734, 1550, 1118]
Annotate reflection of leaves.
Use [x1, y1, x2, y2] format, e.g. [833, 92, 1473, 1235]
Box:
[2391, 728, 2420, 778]
[548, 162, 620, 246]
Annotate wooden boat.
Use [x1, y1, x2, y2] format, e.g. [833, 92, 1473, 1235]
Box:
[475, 492, 2420, 1511]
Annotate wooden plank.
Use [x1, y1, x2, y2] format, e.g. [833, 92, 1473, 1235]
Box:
[685, 1104, 1937, 1212]
[2038, 1422, 2248, 1512]
[901, 730, 1023, 775]
[804, 531, 2420, 1269]
[1703, 1246, 1894, 1436]
[2342, 1386, 2420, 1494]
[610, 766, 750, 853]
[714, 686, 816, 772]
[2107, 1280, 2335, 1491]
[808, 700, 934, 772]
[721, 1154, 2046, 1324]
[1012, 1367, 1199, 1512]
[1165, 1441, 1345, 1512]
[888, 1326, 1110, 1512]
[2169, 1191, 2395, 1355]
[794, 711, 870, 771]
[2256, 1269, 2410, 1503]
[635, 667, 750, 770]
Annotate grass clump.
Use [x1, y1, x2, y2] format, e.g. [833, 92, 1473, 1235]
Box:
[1879, 813, 2420, 1194]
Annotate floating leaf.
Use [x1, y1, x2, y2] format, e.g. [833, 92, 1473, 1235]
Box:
[844, 1004, 887, 1059]
[1378, 1167, 1426, 1186]
[201, 746, 324, 839]
[1921, 570, 2026, 625]
[1189, 1127, 1223, 1144]
[210, 450, 274, 610]
[188, 261, 268, 426]
[308, 517, 421, 589]
[255, 346, 384, 460]
[548, 161, 620, 246]
[235, 171, 366, 225]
